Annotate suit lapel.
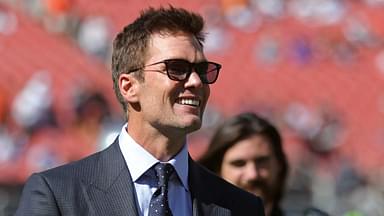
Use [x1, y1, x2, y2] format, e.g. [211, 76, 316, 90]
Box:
[192, 199, 231, 216]
[84, 139, 139, 216]
[82, 141, 232, 216]
[189, 157, 231, 216]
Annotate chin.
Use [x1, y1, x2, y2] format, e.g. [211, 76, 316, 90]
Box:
[183, 119, 202, 133]
[186, 122, 202, 133]
[248, 188, 265, 199]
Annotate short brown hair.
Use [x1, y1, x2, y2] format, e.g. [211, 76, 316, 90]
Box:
[111, 6, 205, 112]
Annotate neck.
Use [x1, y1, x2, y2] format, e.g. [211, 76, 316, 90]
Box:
[266, 202, 281, 216]
[265, 203, 272, 216]
[126, 119, 186, 161]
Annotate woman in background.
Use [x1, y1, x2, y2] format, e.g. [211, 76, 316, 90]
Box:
[199, 112, 288, 216]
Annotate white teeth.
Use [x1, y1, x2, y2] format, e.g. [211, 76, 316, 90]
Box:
[178, 98, 200, 106]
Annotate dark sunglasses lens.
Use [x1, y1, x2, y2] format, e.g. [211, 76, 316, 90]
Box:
[196, 62, 220, 84]
[166, 60, 191, 80]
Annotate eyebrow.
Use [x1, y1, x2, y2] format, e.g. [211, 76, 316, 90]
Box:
[228, 156, 271, 163]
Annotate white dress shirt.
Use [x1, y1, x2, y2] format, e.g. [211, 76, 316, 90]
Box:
[118, 124, 192, 216]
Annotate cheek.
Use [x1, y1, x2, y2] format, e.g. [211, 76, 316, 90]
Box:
[205, 86, 210, 97]
[220, 164, 243, 184]
[204, 86, 210, 103]
[147, 85, 172, 108]
[259, 168, 271, 179]
[164, 82, 183, 103]
[259, 167, 279, 187]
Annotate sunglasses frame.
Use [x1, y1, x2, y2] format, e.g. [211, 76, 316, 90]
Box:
[128, 58, 221, 84]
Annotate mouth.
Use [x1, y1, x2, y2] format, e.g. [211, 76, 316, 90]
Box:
[176, 97, 201, 107]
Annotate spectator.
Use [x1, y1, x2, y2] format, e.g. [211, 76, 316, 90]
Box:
[199, 112, 288, 215]
[76, 16, 112, 60]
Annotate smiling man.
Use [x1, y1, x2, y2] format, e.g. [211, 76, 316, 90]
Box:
[16, 6, 264, 216]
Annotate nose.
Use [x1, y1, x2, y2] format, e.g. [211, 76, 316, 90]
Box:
[244, 162, 259, 181]
[185, 71, 204, 88]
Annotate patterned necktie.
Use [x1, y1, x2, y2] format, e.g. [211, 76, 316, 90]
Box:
[149, 163, 174, 216]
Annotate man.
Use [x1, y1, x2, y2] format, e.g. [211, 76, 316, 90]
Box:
[16, 6, 264, 216]
[199, 112, 288, 216]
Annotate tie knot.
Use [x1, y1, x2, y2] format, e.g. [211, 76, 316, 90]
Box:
[154, 163, 174, 187]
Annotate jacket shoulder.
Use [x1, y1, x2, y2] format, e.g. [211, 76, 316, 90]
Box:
[41, 148, 103, 180]
[16, 146, 111, 216]
[189, 160, 265, 215]
[39, 141, 121, 186]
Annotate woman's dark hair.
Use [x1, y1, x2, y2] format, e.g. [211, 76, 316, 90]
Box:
[199, 112, 288, 205]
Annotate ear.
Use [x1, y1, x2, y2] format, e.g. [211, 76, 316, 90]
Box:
[119, 73, 140, 103]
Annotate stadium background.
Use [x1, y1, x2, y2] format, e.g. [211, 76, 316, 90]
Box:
[0, 0, 383, 215]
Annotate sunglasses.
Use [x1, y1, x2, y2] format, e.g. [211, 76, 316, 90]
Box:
[128, 59, 221, 84]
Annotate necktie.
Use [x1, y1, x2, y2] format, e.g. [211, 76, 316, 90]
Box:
[149, 163, 174, 216]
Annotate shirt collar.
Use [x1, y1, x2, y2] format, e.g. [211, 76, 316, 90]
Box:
[119, 124, 189, 191]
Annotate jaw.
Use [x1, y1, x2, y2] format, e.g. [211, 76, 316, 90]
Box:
[173, 104, 203, 131]
[173, 97, 207, 131]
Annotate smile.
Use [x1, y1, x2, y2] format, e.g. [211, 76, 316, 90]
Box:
[176, 98, 201, 107]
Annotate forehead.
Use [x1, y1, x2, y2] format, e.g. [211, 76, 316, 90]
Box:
[146, 31, 205, 62]
[224, 135, 274, 159]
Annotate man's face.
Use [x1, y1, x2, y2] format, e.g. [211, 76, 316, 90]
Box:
[220, 135, 281, 206]
[135, 32, 210, 135]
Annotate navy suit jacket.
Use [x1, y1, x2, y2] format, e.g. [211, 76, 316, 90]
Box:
[16, 139, 264, 216]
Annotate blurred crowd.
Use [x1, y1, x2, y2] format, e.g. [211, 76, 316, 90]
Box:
[2, 0, 384, 68]
[2, 0, 114, 61]
[203, 0, 384, 69]
[0, 70, 122, 178]
[0, 0, 384, 215]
